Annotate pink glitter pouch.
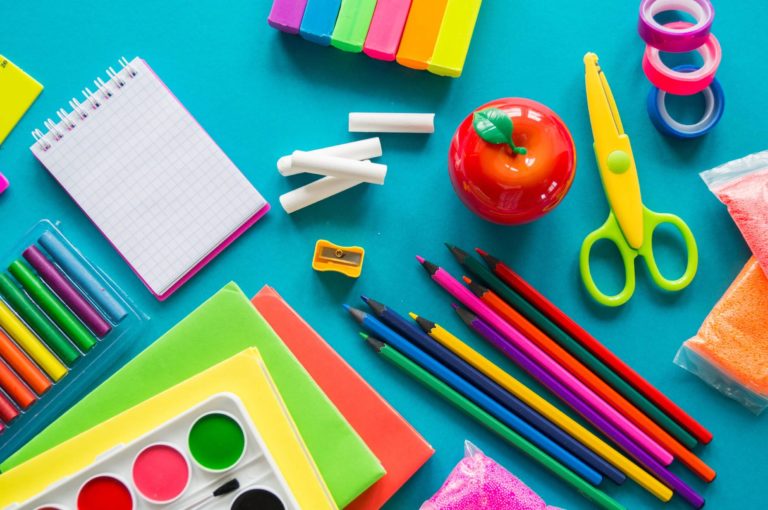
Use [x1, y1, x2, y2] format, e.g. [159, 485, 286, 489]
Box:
[700, 151, 768, 275]
[420, 441, 564, 510]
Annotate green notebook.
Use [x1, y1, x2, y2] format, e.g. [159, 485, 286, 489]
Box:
[2, 282, 384, 507]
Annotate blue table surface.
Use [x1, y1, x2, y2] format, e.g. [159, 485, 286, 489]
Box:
[2, 1, 768, 508]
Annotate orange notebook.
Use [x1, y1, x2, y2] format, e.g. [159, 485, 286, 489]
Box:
[251, 286, 434, 510]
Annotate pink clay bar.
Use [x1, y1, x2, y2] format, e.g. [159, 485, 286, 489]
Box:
[421, 441, 563, 510]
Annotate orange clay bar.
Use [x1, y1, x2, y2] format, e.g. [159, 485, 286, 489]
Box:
[675, 257, 768, 414]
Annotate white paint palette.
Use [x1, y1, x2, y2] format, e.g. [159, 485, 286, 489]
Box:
[14, 393, 300, 510]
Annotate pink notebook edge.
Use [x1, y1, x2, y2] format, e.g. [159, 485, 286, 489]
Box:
[252, 285, 435, 506]
[29, 57, 270, 301]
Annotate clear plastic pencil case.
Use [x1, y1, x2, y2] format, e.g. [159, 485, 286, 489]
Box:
[13, 393, 300, 510]
[0, 220, 146, 462]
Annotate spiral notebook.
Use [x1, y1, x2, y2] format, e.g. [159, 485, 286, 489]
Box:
[29, 57, 269, 300]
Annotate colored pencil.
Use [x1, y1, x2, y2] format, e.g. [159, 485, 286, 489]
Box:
[447, 246, 714, 482]
[362, 296, 622, 484]
[456, 306, 704, 510]
[0, 300, 67, 382]
[362, 333, 626, 510]
[477, 247, 713, 445]
[0, 358, 35, 409]
[0, 275, 80, 366]
[410, 312, 672, 502]
[345, 305, 603, 485]
[449, 244, 698, 450]
[10, 260, 97, 353]
[0, 391, 17, 424]
[23, 245, 112, 337]
[462, 277, 713, 483]
[417, 256, 673, 465]
[0, 328, 51, 395]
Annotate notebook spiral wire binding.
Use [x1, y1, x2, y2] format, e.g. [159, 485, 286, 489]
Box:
[32, 57, 138, 151]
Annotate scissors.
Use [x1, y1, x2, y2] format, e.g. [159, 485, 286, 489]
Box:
[580, 53, 698, 307]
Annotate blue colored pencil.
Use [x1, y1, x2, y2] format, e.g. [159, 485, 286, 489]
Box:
[344, 305, 603, 486]
[362, 296, 624, 485]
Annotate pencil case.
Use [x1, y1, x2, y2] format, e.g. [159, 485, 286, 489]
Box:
[0, 220, 147, 462]
[674, 257, 768, 414]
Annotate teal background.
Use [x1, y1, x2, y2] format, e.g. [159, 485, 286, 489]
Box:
[1, 1, 766, 508]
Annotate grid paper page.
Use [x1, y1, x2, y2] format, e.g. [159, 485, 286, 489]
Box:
[31, 58, 266, 296]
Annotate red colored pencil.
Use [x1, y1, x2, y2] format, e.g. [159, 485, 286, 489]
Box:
[476, 248, 713, 445]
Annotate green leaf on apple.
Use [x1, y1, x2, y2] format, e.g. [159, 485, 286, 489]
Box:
[472, 108, 527, 155]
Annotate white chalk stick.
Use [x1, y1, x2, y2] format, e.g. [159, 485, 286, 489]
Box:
[291, 151, 387, 184]
[280, 176, 362, 214]
[349, 113, 435, 133]
[277, 137, 382, 176]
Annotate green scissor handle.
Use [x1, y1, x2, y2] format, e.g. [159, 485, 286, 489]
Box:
[640, 207, 699, 292]
[580, 212, 638, 307]
[580, 207, 698, 307]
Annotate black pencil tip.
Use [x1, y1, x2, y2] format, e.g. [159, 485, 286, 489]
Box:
[360, 295, 370, 304]
[454, 305, 477, 325]
[413, 314, 436, 334]
[445, 243, 468, 264]
[464, 278, 487, 297]
[475, 248, 500, 268]
[344, 305, 367, 324]
[417, 257, 439, 276]
[364, 297, 386, 316]
[364, 334, 386, 352]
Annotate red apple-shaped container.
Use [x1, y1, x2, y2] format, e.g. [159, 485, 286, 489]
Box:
[448, 98, 577, 224]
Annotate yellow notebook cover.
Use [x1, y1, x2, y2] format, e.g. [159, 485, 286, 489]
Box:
[0, 348, 337, 509]
[0, 56, 43, 144]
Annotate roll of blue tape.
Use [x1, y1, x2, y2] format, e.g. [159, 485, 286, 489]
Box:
[648, 64, 724, 139]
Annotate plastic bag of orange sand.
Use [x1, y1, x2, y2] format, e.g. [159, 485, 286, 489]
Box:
[675, 257, 768, 414]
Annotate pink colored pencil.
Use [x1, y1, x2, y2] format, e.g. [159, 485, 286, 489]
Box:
[363, 0, 413, 61]
[417, 256, 674, 465]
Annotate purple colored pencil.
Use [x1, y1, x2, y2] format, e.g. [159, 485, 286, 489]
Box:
[457, 306, 704, 509]
[23, 246, 112, 338]
[268, 0, 309, 34]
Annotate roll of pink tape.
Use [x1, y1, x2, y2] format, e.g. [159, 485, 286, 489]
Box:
[638, 0, 714, 53]
[642, 22, 721, 95]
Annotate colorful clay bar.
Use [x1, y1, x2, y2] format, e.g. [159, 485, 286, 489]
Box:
[268, 0, 482, 77]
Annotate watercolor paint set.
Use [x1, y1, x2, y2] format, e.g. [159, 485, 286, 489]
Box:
[13, 393, 299, 510]
[0, 220, 145, 462]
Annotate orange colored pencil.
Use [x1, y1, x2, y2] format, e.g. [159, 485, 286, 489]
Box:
[464, 276, 715, 482]
[0, 329, 51, 395]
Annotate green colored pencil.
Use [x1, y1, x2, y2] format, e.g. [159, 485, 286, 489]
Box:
[364, 334, 626, 510]
[446, 244, 697, 449]
[10, 260, 97, 352]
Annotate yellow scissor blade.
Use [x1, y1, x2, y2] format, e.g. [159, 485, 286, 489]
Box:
[584, 53, 645, 249]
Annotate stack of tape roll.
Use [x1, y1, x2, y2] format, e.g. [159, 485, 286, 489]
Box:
[638, 0, 724, 138]
[279, 113, 434, 214]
